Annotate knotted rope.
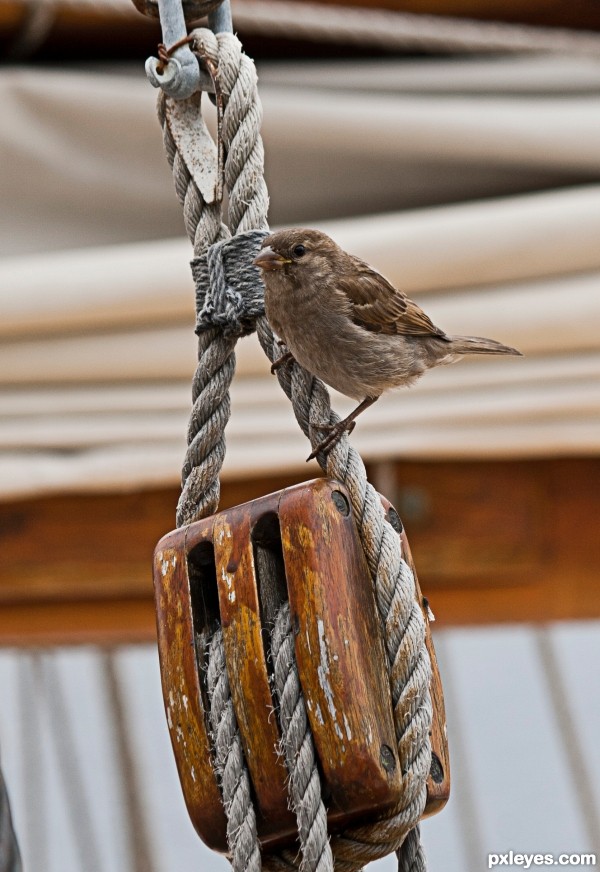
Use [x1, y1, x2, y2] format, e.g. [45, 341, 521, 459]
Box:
[157, 26, 432, 872]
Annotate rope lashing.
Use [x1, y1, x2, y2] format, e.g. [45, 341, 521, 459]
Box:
[155, 20, 432, 872]
[192, 230, 269, 336]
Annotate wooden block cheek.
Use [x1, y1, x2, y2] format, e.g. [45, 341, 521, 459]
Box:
[280, 480, 404, 817]
[153, 522, 228, 852]
[213, 506, 295, 839]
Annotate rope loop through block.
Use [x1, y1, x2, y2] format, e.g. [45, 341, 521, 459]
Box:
[156, 17, 433, 872]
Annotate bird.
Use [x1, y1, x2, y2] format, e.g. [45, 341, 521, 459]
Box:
[253, 228, 522, 459]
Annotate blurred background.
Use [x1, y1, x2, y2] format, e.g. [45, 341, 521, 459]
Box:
[1, 1, 599, 870]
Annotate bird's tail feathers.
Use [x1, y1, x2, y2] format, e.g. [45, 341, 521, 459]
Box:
[449, 335, 522, 357]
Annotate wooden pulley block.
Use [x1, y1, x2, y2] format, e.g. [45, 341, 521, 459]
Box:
[153, 477, 449, 854]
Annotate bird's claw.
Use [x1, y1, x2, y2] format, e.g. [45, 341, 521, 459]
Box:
[306, 420, 356, 461]
[271, 350, 294, 374]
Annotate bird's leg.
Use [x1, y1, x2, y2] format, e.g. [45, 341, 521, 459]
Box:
[307, 396, 379, 461]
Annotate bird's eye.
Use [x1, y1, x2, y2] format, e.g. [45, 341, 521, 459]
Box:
[293, 244, 306, 258]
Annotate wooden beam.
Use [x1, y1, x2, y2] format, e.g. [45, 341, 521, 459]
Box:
[296, 0, 600, 31]
[2, 0, 600, 65]
[0, 458, 598, 644]
[368, 457, 600, 626]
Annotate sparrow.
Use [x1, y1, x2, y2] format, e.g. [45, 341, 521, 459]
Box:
[254, 228, 521, 459]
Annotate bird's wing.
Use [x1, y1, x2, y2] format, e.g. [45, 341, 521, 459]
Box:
[336, 258, 447, 338]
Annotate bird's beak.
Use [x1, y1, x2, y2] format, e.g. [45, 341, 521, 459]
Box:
[253, 246, 292, 271]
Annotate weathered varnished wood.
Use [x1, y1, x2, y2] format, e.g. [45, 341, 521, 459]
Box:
[279, 480, 403, 821]
[4, 0, 600, 41]
[213, 507, 295, 841]
[152, 477, 450, 853]
[3, 459, 599, 645]
[153, 520, 227, 852]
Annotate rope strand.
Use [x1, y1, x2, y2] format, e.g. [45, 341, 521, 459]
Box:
[207, 630, 262, 872]
[271, 604, 335, 872]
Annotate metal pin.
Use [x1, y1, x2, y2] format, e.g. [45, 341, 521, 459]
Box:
[145, 0, 232, 99]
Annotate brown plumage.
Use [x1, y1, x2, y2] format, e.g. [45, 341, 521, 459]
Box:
[254, 228, 521, 457]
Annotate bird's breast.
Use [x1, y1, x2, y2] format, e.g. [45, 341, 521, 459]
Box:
[263, 275, 429, 400]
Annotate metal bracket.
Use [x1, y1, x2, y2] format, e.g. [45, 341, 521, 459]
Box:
[145, 0, 232, 99]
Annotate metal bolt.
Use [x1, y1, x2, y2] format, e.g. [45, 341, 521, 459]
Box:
[380, 744, 397, 774]
[331, 490, 350, 516]
[386, 506, 403, 533]
[429, 752, 444, 784]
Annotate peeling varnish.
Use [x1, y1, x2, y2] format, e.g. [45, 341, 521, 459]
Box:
[343, 713, 352, 741]
[217, 525, 232, 546]
[220, 564, 236, 602]
[317, 618, 338, 725]
[159, 551, 177, 576]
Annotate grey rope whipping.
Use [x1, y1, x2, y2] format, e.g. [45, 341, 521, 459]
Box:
[157, 26, 432, 872]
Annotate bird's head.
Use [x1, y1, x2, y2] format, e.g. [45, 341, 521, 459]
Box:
[253, 228, 338, 277]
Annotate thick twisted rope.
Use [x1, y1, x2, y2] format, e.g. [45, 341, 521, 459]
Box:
[159, 32, 270, 872]
[271, 604, 335, 872]
[160, 28, 268, 527]
[255, 322, 432, 870]
[158, 84, 231, 526]
[207, 630, 262, 872]
[158, 26, 432, 872]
